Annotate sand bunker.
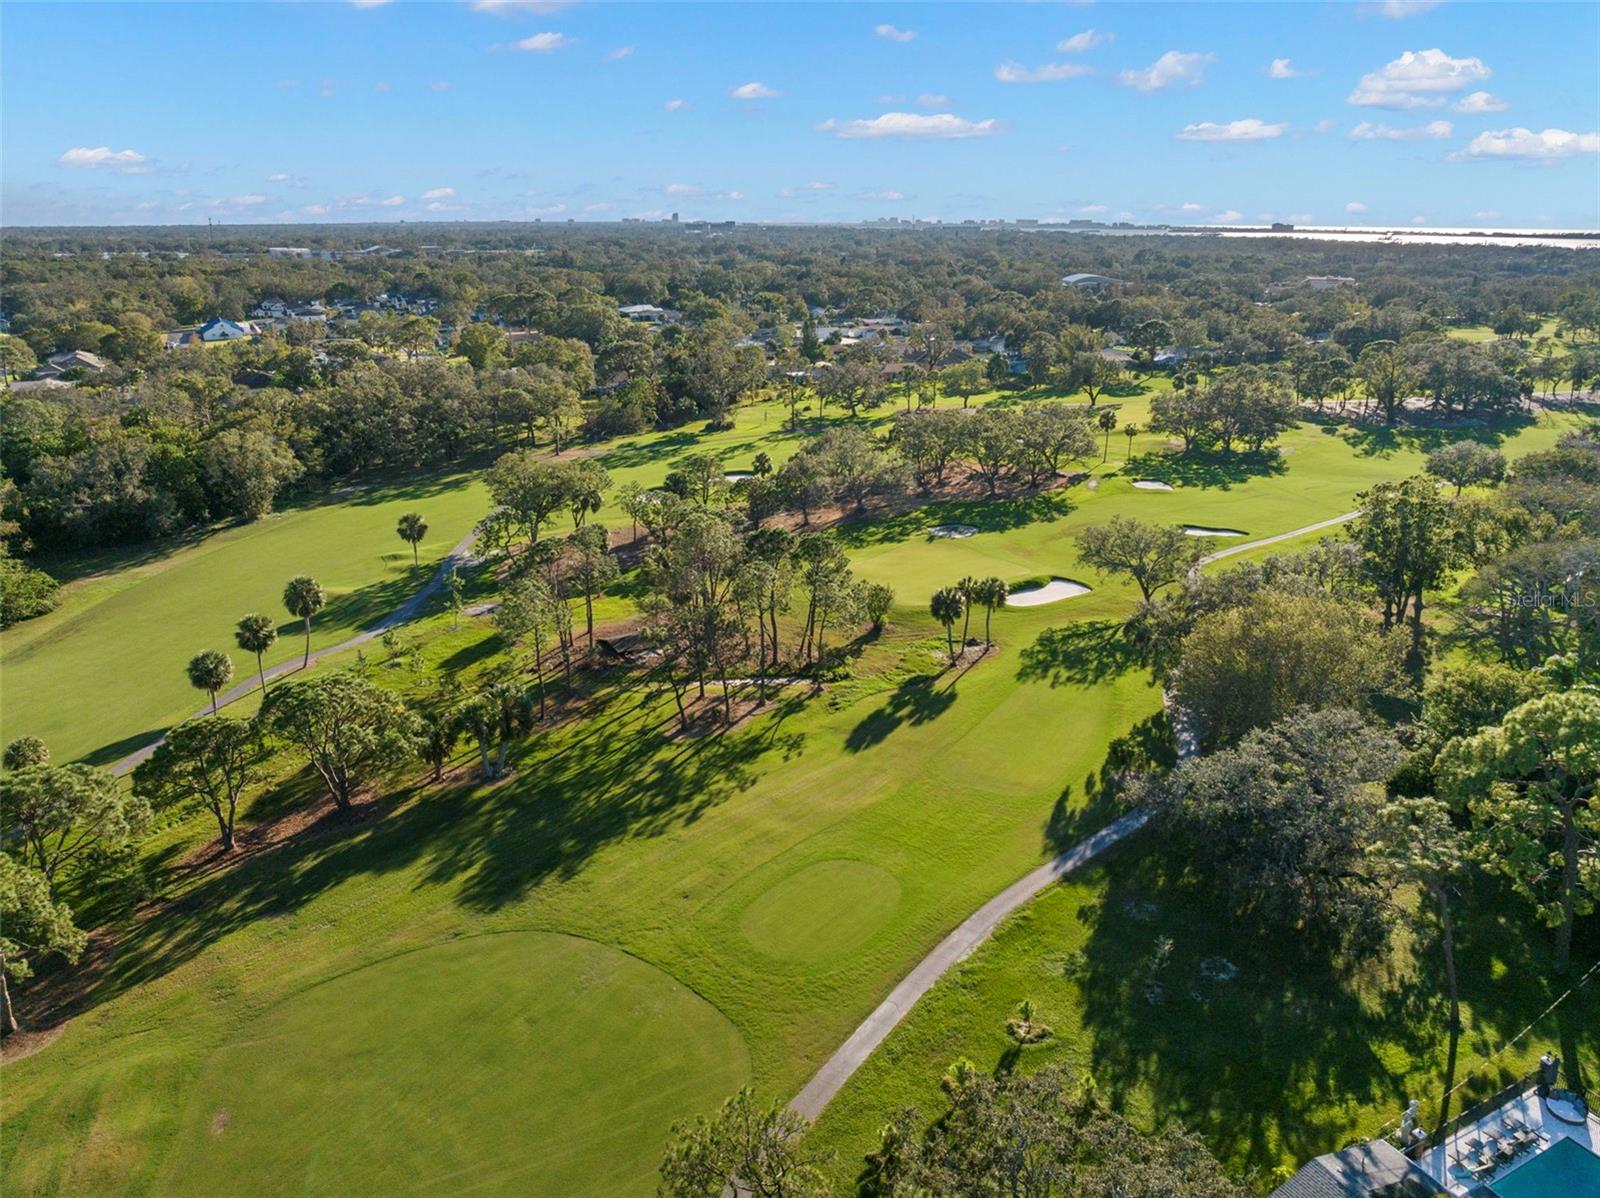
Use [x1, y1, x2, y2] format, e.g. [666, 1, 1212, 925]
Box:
[1006, 578, 1092, 607]
[1131, 480, 1174, 491]
[1183, 526, 1247, 538]
[928, 524, 978, 538]
[724, 472, 752, 482]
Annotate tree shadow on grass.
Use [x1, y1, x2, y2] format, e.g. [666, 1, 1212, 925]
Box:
[32, 681, 809, 1026]
[844, 673, 957, 752]
[835, 492, 1071, 550]
[1123, 448, 1288, 491]
[1072, 844, 1444, 1173]
[1303, 410, 1536, 460]
[1016, 620, 1143, 688]
[1042, 711, 1175, 856]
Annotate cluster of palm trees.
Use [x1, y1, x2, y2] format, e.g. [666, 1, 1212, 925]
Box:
[184, 575, 328, 715]
[928, 575, 1009, 664]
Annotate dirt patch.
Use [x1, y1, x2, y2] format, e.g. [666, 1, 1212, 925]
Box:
[211, 1109, 231, 1135]
[0, 1023, 66, 1063]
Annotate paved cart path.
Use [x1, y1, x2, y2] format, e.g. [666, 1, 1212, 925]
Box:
[789, 510, 1360, 1121]
[110, 523, 485, 776]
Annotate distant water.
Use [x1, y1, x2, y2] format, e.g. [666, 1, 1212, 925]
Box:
[1065, 225, 1600, 250]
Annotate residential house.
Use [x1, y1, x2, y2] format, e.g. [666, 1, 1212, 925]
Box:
[1061, 272, 1120, 291]
[618, 303, 680, 325]
[1304, 276, 1357, 291]
[198, 317, 261, 342]
[1269, 1141, 1441, 1198]
[35, 349, 107, 379]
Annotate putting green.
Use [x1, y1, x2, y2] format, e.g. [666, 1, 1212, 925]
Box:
[157, 931, 748, 1198]
[739, 860, 903, 961]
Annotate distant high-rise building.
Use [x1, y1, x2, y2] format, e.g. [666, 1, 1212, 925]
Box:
[672, 212, 679, 223]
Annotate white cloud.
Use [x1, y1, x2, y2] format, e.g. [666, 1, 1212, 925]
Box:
[874, 23, 916, 42]
[1180, 201, 1204, 212]
[229, 194, 267, 206]
[995, 61, 1093, 84]
[57, 146, 150, 174]
[349, 0, 391, 8]
[1455, 126, 1600, 160]
[1176, 118, 1288, 142]
[1211, 209, 1243, 223]
[430, 81, 452, 92]
[1057, 29, 1112, 53]
[374, 80, 393, 92]
[1345, 200, 1369, 213]
[1349, 119, 1453, 140]
[818, 112, 1005, 140]
[421, 186, 457, 200]
[1268, 57, 1314, 78]
[1348, 48, 1490, 109]
[604, 46, 634, 62]
[664, 98, 687, 111]
[1454, 90, 1508, 113]
[731, 81, 779, 100]
[1078, 204, 1109, 215]
[1475, 210, 1500, 218]
[1313, 117, 1339, 134]
[917, 92, 951, 108]
[856, 189, 907, 202]
[267, 172, 291, 182]
[1119, 50, 1214, 93]
[471, 1, 576, 14]
[1372, 0, 1444, 17]
[513, 32, 570, 52]
[302, 204, 333, 216]
[380, 195, 405, 206]
[665, 182, 700, 195]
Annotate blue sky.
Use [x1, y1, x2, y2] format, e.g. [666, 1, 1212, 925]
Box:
[3, 0, 1597, 228]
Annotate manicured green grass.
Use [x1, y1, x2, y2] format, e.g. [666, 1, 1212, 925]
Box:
[3, 392, 1588, 1198]
[158, 931, 749, 1197]
[2, 467, 488, 765]
[1, 577, 1163, 1195]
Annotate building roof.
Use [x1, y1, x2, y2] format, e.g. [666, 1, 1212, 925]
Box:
[1271, 1141, 1444, 1198]
[47, 349, 106, 370]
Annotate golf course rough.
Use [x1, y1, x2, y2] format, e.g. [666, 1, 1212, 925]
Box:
[158, 931, 748, 1197]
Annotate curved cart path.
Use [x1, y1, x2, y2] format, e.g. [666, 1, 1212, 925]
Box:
[110, 523, 486, 776]
[789, 510, 1360, 1121]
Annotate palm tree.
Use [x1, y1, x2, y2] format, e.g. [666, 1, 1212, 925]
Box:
[930, 587, 964, 664]
[1123, 422, 1140, 460]
[752, 451, 773, 478]
[396, 512, 428, 567]
[1097, 408, 1117, 461]
[956, 576, 979, 646]
[234, 613, 278, 695]
[186, 649, 234, 714]
[282, 575, 327, 668]
[978, 577, 1008, 645]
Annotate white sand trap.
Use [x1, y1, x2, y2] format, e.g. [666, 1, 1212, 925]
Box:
[724, 472, 753, 482]
[929, 524, 979, 538]
[1183, 526, 1247, 538]
[1131, 480, 1174, 491]
[1006, 578, 1092, 607]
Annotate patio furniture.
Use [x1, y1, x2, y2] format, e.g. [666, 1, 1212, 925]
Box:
[1504, 1114, 1548, 1145]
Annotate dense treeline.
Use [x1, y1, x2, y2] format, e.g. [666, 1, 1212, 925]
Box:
[4, 227, 1597, 563]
